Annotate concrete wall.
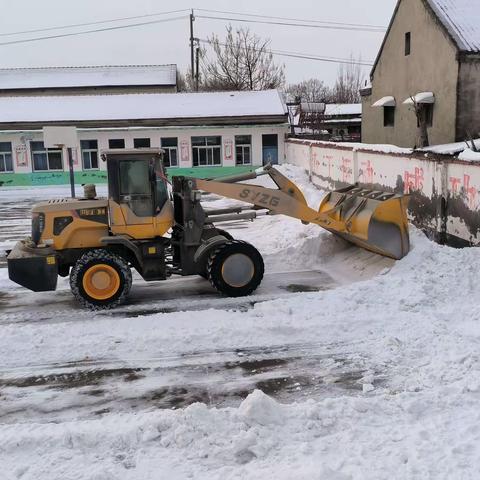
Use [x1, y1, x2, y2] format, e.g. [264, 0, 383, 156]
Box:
[362, 0, 459, 148]
[457, 56, 480, 141]
[0, 124, 287, 186]
[285, 139, 480, 247]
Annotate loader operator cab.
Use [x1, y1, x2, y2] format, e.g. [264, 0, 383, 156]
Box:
[104, 149, 173, 239]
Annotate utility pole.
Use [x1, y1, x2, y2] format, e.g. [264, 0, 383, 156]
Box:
[189, 9, 195, 88]
[195, 45, 200, 92]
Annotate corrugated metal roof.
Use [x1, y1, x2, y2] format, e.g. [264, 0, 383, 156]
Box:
[0, 64, 177, 90]
[0, 90, 287, 124]
[426, 0, 480, 52]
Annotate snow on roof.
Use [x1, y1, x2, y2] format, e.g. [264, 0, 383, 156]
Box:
[426, 0, 480, 52]
[458, 148, 480, 162]
[0, 90, 287, 124]
[324, 104, 362, 116]
[420, 138, 480, 155]
[0, 64, 177, 90]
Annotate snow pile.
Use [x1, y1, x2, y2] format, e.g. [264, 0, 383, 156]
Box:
[2, 165, 480, 478]
[458, 147, 480, 162]
[238, 390, 285, 426]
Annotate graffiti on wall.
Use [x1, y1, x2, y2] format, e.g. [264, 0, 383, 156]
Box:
[340, 156, 353, 183]
[359, 159, 374, 185]
[450, 174, 477, 209]
[403, 167, 424, 194]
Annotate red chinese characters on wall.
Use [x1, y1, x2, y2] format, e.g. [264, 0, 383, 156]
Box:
[359, 159, 374, 185]
[340, 157, 353, 183]
[403, 167, 424, 193]
[224, 139, 233, 162]
[449, 174, 477, 208]
[180, 140, 190, 164]
[15, 144, 28, 167]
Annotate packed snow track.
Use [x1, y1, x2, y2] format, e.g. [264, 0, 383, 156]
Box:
[1, 165, 479, 479]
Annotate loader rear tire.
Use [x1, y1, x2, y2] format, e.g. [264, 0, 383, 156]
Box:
[207, 240, 264, 297]
[70, 249, 132, 310]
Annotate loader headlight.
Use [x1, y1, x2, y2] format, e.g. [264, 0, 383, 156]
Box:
[32, 212, 45, 245]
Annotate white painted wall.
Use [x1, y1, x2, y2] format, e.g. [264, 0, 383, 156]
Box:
[0, 124, 287, 173]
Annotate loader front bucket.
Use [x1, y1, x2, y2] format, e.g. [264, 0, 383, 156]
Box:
[318, 186, 410, 260]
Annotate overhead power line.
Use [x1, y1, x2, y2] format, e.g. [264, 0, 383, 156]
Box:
[195, 8, 387, 31]
[0, 9, 191, 37]
[198, 39, 374, 67]
[195, 15, 386, 33]
[0, 15, 188, 47]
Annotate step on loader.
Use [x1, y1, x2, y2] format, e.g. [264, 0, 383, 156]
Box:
[7, 149, 410, 309]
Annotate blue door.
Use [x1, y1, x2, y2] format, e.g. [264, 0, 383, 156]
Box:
[262, 134, 278, 165]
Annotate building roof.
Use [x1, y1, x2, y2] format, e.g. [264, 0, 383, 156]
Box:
[0, 90, 288, 127]
[0, 64, 177, 90]
[426, 0, 480, 52]
[324, 104, 362, 116]
[371, 0, 480, 78]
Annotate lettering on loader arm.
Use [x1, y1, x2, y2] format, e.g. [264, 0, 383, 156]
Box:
[239, 188, 280, 207]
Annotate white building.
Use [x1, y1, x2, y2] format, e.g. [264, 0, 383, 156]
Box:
[0, 90, 288, 186]
[0, 64, 178, 96]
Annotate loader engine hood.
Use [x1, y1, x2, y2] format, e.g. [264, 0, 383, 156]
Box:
[31, 197, 109, 246]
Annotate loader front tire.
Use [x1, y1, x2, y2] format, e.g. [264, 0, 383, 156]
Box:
[207, 240, 264, 297]
[199, 228, 234, 279]
[70, 249, 132, 310]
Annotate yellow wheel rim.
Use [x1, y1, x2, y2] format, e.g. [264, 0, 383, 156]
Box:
[82, 263, 121, 301]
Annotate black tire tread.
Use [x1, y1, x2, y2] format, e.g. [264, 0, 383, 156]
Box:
[206, 240, 264, 297]
[70, 249, 132, 310]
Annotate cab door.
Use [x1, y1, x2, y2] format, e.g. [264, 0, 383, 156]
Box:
[117, 159, 153, 225]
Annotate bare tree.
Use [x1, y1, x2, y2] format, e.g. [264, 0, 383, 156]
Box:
[201, 26, 285, 91]
[176, 69, 187, 92]
[332, 56, 364, 103]
[285, 79, 333, 103]
[410, 98, 430, 148]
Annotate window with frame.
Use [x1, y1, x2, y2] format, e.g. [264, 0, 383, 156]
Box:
[235, 135, 252, 165]
[108, 138, 125, 149]
[384, 106, 395, 127]
[134, 138, 151, 148]
[192, 136, 222, 167]
[405, 32, 411, 56]
[80, 140, 99, 170]
[31, 141, 63, 171]
[0, 142, 13, 172]
[161, 137, 178, 167]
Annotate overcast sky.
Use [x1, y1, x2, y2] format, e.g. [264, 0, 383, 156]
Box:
[0, 0, 397, 86]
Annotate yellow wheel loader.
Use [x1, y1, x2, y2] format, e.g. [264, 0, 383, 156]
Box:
[6, 149, 410, 309]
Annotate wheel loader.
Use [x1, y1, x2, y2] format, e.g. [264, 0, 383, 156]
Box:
[6, 149, 410, 309]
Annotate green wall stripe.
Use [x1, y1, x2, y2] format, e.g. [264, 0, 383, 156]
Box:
[0, 166, 256, 187]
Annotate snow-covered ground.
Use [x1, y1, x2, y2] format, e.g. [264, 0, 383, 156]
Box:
[1, 165, 480, 479]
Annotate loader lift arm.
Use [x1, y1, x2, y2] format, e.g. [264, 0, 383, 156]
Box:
[188, 165, 410, 260]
